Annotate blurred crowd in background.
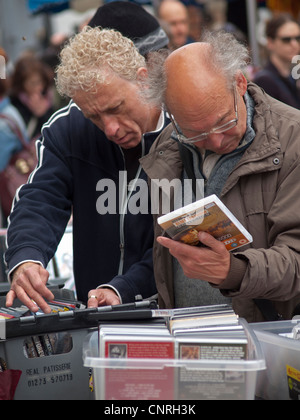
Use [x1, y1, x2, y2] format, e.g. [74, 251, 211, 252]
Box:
[1, 0, 300, 225]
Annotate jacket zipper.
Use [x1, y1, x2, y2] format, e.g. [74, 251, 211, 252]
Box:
[118, 137, 145, 275]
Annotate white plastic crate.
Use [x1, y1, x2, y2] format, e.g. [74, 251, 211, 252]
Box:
[252, 320, 300, 400]
[83, 319, 266, 400]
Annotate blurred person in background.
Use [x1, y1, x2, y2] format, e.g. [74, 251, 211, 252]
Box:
[204, 0, 247, 43]
[186, 3, 205, 42]
[40, 32, 70, 110]
[40, 33, 69, 72]
[254, 13, 300, 109]
[157, 0, 194, 50]
[10, 56, 55, 139]
[0, 48, 29, 226]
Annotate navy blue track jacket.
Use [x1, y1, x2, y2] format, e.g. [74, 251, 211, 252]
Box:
[5, 101, 169, 304]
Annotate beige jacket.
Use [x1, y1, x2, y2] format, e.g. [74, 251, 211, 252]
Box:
[140, 83, 300, 322]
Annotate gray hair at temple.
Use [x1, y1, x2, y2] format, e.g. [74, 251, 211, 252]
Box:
[145, 31, 250, 107]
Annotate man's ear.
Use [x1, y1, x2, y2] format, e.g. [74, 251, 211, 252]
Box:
[235, 70, 248, 96]
[136, 67, 148, 92]
[137, 67, 148, 82]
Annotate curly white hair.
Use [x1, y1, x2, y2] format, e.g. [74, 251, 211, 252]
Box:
[55, 26, 146, 98]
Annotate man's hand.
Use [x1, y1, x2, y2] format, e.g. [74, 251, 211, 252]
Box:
[87, 288, 121, 308]
[6, 262, 54, 313]
[157, 231, 230, 284]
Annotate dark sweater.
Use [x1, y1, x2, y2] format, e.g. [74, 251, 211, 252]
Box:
[254, 60, 300, 109]
[5, 100, 169, 303]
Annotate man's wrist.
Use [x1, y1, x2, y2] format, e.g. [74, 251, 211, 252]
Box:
[96, 284, 122, 304]
[8, 261, 44, 283]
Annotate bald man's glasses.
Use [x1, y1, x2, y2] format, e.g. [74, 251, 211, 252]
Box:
[169, 88, 238, 144]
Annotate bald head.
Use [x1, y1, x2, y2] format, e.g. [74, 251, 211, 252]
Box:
[164, 42, 226, 113]
[158, 0, 188, 19]
[165, 42, 212, 78]
[161, 39, 249, 154]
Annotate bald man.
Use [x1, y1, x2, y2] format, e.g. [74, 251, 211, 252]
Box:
[141, 31, 300, 322]
[157, 0, 193, 50]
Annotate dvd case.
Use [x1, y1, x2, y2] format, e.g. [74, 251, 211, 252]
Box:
[99, 323, 175, 400]
[157, 194, 253, 251]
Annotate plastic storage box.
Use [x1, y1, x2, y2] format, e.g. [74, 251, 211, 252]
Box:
[251, 320, 300, 400]
[0, 327, 93, 400]
[83, 319, 266, 400]
[0, 295, 160, 400]
[0, 288, 94, 400]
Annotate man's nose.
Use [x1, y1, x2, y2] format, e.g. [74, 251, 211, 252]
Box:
[102, 116, 119, 138]
[207, 132, 225, 145]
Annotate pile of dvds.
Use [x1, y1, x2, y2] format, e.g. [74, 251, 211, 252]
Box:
[98, 304, 248, 362]
[96, 304, 251, 400]
[168, 304, 248, 360]
[23, 332, 73, 358]
[0, 298, 85, 320]
[0, 298, 85, 359]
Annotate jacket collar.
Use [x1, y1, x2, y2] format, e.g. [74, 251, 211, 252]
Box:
[237, 83, 282, 163]
[221, 83, 283, 195]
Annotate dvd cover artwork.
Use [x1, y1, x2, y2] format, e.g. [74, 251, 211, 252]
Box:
[158, 194, 253, 251]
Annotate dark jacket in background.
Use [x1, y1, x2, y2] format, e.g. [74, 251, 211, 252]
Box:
[10, 95, 54, 139]
[254, 60, 300, 109]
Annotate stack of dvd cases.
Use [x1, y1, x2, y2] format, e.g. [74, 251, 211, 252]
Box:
[92, 305, 262, 400]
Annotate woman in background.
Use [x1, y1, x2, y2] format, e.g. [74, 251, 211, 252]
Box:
[0, 48, 28, 172]
[10, 55, 54, 139]
[0, 48, 29, 225]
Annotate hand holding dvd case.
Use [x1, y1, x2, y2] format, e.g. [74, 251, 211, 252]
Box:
[157, 194, 253, 251]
